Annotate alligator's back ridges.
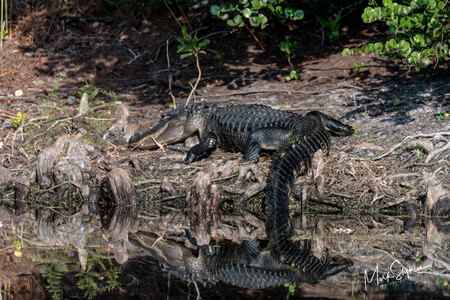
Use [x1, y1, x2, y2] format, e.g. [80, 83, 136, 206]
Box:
[264, 113, 332, 278]
[212, 104, 301, 152]
[179, 241, 321, 288]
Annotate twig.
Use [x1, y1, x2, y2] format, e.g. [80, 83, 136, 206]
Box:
[244, 22, 265, 52]
[35, 181, 82, 195]
[122, 77, 206, 96]
[163, 0, 182, 30]
[386, 173, 420, 180]
[153, 194, 186, 203]
[375, 196, 407, 211]
[185, 53, 202, 105]
[167, 40, 176, 109]
[202, 84, 363, 99]
[175, 0, 191, 30]
[261, 63, 409, 78]
[127, 49, 141, 64]
[425, 141, 450, 163]
[374, 132, 450, 160]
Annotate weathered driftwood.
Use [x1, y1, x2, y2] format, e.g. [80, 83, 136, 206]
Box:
[14, 176, 30, 215]
[0, 165, 12, 192]
[160, 177, 177, 196]
[99, 168, 138, 240]
[185, 172, 223, 246]
[424, 171, 448, 213]
[36, 133, 91, 199]
[103, 103, 130, 143]
[100, 168, 137, 206]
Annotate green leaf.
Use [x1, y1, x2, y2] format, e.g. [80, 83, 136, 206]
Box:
[234, 15, 242, 25]
[285, 7, 295, 18]
[227, 20, 236, 26]
[210, 5, 220, 16]
[342, 48, 352, 56]
[294, 10, 304, 20]
[243, 8, 252, 18]
[374, 42, 383, 53]
[317, 17, 329, 27]
[180, 53, 193, 59]
[199, 39, 210, 47]
[275, 6, 283, 16]
[181, 25, 189, 40]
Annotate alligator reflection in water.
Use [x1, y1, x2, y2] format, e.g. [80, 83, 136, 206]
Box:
[0, 187, 449, 299]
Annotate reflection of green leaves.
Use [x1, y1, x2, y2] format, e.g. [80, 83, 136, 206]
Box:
[76, 248, 121, 299]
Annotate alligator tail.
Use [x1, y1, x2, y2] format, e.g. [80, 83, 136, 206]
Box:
[265, 116, 331, 281]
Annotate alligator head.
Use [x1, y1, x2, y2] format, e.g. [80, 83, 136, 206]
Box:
[129, 102, 218, 150]
[129, 231, 187, 273]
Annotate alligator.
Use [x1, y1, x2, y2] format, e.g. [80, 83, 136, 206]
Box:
[129, 230, 344, 288]
[129, 102, 352, 164]
[129, 101, 353, 285]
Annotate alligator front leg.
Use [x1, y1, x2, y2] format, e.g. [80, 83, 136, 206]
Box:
[244, 128, 293, 162]
[183, 134, 218, 164]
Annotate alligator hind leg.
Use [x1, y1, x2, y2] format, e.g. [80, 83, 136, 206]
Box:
[243, 128, 292, 162]
[183, 134, 218, 164]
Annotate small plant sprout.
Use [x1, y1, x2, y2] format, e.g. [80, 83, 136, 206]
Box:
[352, 124, 361, 138]
[286, 70, 299, 82]
[280, 39, 297, 68]
[394, 98, 400, 105]
[436, 112, 446, 121]
[285, 283, 298, 296]
[12, 111, 26, 128]
[177, 24, 210, 105]
[415, 149, 423, 158]
[216, 53, 224, 65]
[317, 11, 342, 43]
[353, 62, 365, 73]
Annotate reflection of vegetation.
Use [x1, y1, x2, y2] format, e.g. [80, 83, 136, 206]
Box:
[37, 247, 120, 300]
[42, 263, 68, 300]
[40, 250, 71, 300]
[75, 248, 121, 299]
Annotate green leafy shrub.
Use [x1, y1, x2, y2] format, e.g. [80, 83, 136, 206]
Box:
[286, 70, 299, 81]
[317, 11, 341, 43]
[177, 24, 210, 104]
[280, 38, 297, 67]
[343, 0, 449, 70]
[210, 0, 304, 29]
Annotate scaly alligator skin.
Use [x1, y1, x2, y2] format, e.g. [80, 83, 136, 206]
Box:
[129, 102, 353, 286]
[264, 111, 353, 270]
[129, 102, 351, 163]
[129, 231, 343, 288]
